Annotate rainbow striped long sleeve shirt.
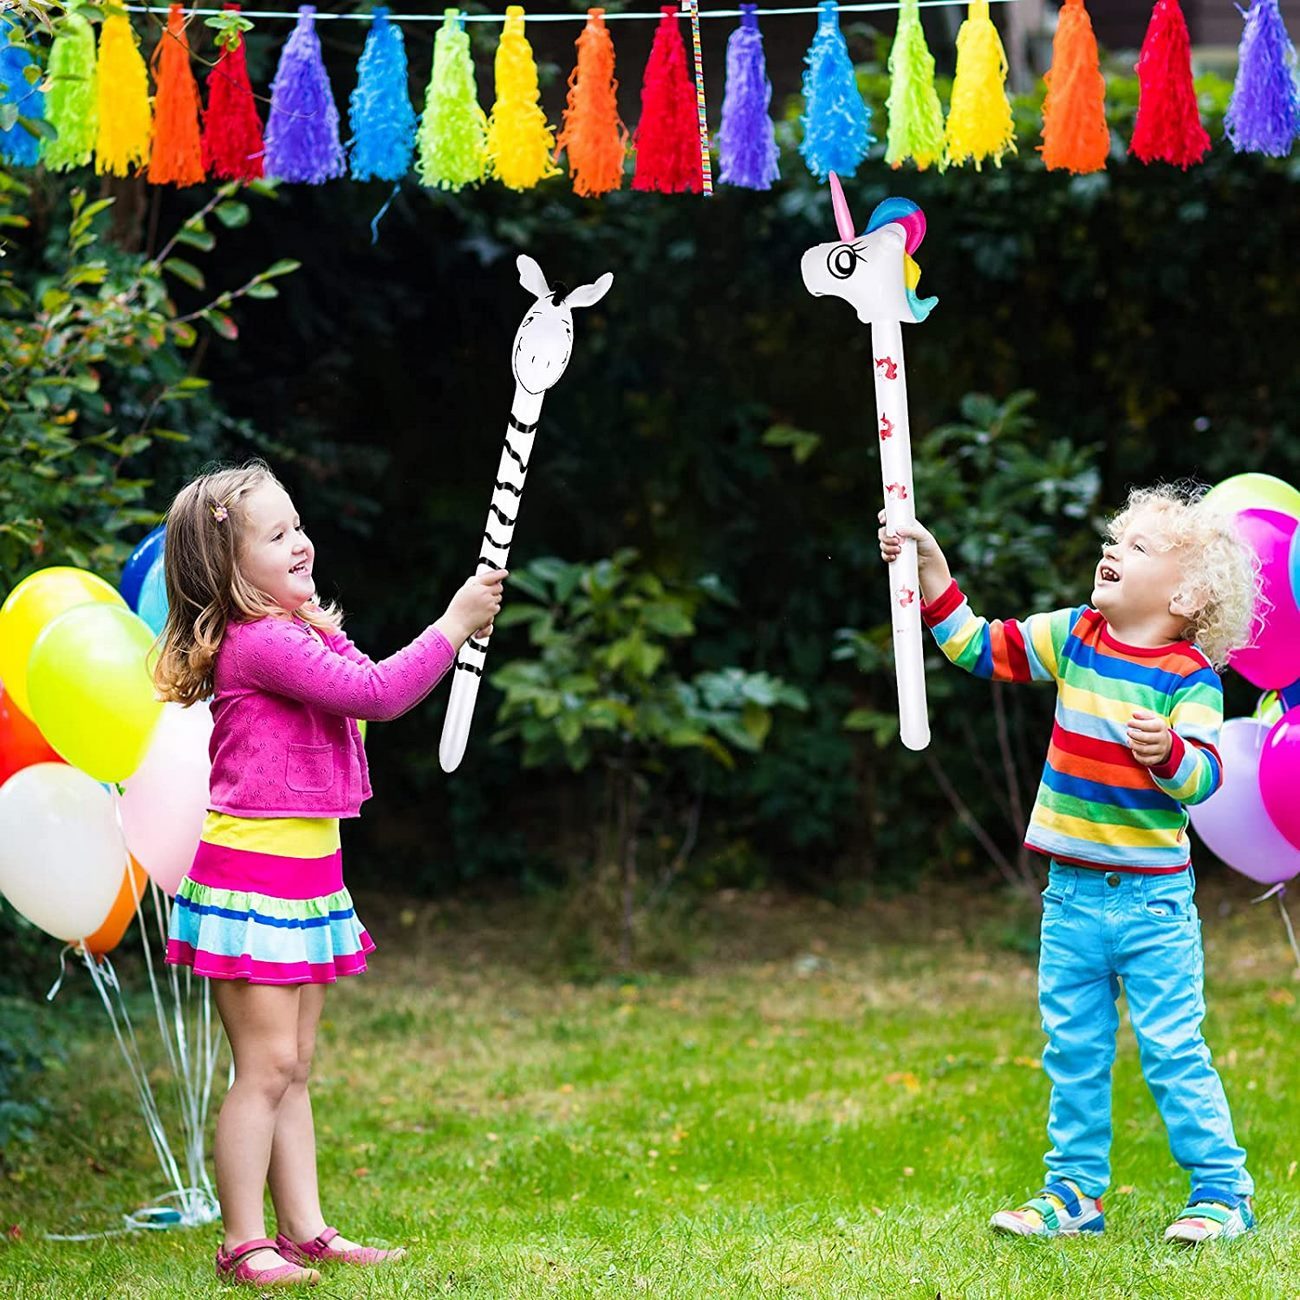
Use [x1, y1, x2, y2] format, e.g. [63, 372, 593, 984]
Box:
[922, 581, 1223, 874]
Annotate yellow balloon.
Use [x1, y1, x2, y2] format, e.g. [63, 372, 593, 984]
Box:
[27, 604, 162, 783]
[1203, 473, 1300, 522]
[0, 567, 125, 717]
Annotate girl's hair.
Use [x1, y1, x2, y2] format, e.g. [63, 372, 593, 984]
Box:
[1105, 481, 1263, 670]
[153, 460, 341, 705]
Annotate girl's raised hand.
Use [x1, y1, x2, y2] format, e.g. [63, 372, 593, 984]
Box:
[440, 570, 507, 647]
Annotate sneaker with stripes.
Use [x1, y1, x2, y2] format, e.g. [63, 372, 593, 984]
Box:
[989, 1179, 1104, 1237]
[1164, 1196, 1255, 1244]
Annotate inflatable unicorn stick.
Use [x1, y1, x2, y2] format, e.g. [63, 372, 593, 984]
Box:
[801, 173, 938, 751]
[440, 254, 614, 773]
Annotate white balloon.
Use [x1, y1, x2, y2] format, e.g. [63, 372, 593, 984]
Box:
[118, 701, 213, 896]
[0, 763, 126, 942]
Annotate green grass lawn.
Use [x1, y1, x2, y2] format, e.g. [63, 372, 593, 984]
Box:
[2, 880, 1298, 1298]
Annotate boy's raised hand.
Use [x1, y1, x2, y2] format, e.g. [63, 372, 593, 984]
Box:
[877, 512, 952, 603]
[1128, 709, 1173, 767]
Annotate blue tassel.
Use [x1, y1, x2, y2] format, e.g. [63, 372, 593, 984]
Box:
[1225, 0, 1300, 157]
[0, 17, 45, 167]
[799, 0, 873, 181]
[349, 7, 416, 182]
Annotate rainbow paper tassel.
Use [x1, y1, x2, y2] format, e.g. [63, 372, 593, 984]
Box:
[96, 12, 152, 176]
[718, 4, 779, 189]
[350, 7, 416, 182]
[150, 3, 205, 186]
[1039, 0, 1109, 173]
[885, 0, 945, 170]
[0, 17, 45, 167]
[556, 8, 626, 198]
[1131, 0, 1210, 168]
[1225, 0, 1300, 157]
[265, 4, 345, 183]
[945, 0, 1016, 169]
[486, 6, 558, 191]
[417, 9, 487, 191]
[800, 0, 873, 181]
[44, 8, 98, 171]
[633, 5, 702, 192]
[204, 3, 264, 182]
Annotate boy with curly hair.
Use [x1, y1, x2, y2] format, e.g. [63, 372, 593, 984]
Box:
[879, 483, 1261, 1243]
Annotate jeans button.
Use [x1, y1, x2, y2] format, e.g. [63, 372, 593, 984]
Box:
[1106, 872, 1121, 887]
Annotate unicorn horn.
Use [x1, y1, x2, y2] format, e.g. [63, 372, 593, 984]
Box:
[828, 171, 856, 241]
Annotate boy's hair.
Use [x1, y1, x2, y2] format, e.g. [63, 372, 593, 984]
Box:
[153, 460, 341, 705]
[1105, 481, 1262, 671]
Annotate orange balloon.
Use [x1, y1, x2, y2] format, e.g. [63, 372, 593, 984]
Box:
[84, 854, 148, 958]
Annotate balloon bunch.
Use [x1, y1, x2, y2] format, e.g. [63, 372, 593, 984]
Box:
[0, 533, 221, 1235]
[1188, 473, 1300, 893]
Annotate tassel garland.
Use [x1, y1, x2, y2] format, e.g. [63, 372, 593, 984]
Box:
[1225, 0, 1300, 157]
[718, 3, 779, 189]
[350, 7, 416, 182]
[265, 4, 345, 184]
[800, 0, 873, 182]
[632, 6, 701, 193]
[417, 10, 487, 191]
[945, 0, 1016, 169]
[150, 3, 205, 186]
[203, 4, 264, 182]
[95, 12, 152, 177]
[884, 0, 945, 170]
[556, 8, 626, 197]
[1131, 0, 1210, 168]
[1039, 0, 1110, 173]
[486, 6, 559, 191]
[0, 17, 45, 167]
[44, 8, 97, 171]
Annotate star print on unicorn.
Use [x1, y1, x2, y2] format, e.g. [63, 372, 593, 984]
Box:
[801, 173, 938, 752]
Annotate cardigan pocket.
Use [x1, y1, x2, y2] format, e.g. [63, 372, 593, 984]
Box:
[286, 744, 334, 794]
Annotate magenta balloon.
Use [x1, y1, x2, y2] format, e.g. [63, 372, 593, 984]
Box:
[1227, 509, 1300, 689]
[1259, 708, 1300, 855]
[1186, 718, 1300, 884]
[118, 701, 213, 896]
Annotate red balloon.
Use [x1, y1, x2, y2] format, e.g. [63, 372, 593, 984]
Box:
[0, 682, 62, 786]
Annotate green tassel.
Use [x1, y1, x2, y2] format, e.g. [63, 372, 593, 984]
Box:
[44, 8, 97, 170]
[417, 9, 487, 191]
[885, 0, 945, 169]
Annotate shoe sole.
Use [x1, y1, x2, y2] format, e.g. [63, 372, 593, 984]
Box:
[990, 1212, 1105, 1238]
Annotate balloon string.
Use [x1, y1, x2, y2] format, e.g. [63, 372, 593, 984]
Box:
[1251, 882, 1300, 972]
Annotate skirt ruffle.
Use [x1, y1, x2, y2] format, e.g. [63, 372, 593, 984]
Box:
[165, 878, 374, 985]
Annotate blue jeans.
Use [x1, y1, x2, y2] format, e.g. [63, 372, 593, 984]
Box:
[1037, 861, 1252, 1203]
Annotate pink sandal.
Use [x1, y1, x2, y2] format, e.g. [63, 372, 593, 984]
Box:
[276, 1225, 407, 1267]
[216, 1237, 320, 1287]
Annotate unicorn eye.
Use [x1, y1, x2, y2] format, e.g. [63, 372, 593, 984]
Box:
[828, 245, 859, 280]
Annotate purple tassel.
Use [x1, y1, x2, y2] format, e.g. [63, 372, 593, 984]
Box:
[1225, 0, 1300, 157]
[265, 5, 345, 183]
[719, 4, 780, 189]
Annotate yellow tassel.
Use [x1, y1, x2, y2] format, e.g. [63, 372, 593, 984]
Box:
[96, 12, 153, 176]
[944, 0, 1016, 170]
[487, 6, 559, 190]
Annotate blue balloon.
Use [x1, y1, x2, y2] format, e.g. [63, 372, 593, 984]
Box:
[136, 557, 169, 636]
[121, 525, 166, 612]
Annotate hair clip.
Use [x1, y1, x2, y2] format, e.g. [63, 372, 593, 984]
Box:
[210, 502, 229, 523]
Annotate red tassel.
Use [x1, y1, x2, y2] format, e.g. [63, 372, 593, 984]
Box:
[632, 6, 701, 193]
[150, 3, 205, 186]
[203, 3, 265, 181]
[1130, 0, 1209, 168]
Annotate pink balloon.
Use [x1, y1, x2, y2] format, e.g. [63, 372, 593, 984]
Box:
[118, 701, 213, 896]
[1187, 718, 1300, 884]
[1260, 708, 1300, 855]
[1227, 509, 1300, 689]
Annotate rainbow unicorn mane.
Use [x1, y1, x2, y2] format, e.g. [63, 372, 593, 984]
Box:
[865, 197, 937, 322]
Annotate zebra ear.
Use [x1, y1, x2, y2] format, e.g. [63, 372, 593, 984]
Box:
[563, 271, 613, 310]
[517, 255, 551, 300]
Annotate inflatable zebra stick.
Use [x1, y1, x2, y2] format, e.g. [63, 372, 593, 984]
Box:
[439, 254, 614, 773]
[800, 173, 938, 752]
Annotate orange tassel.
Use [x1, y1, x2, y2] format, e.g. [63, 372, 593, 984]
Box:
[1040, 0, 1109, 173]
[556, 8, 626, 197]
[150, 3, 205, 186]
